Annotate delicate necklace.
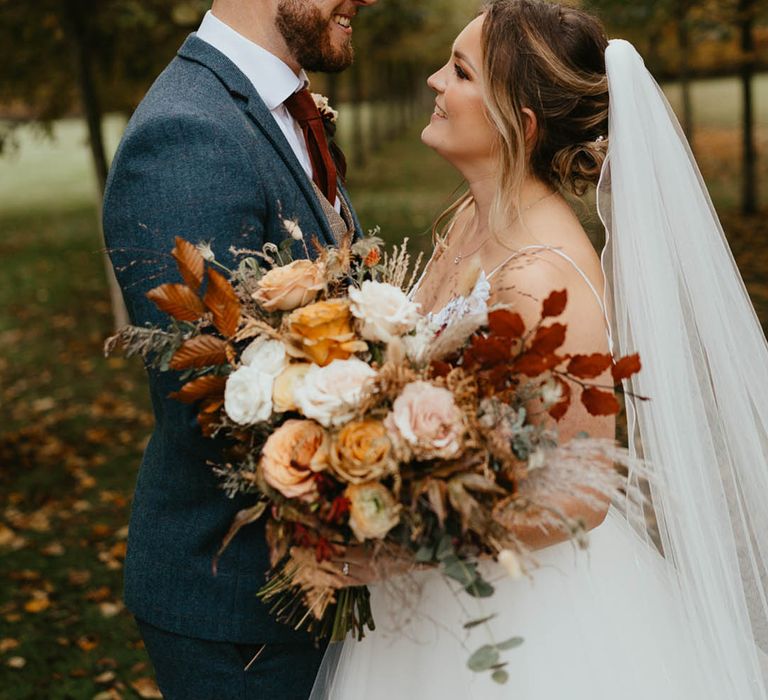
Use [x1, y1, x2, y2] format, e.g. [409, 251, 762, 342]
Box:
[452, 190, 557, 265]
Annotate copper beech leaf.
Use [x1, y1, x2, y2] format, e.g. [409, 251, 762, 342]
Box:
[169, 375, 227, 404]
[146, 283, 205, 321]
[542, 289, 568, 318]
[567, 353, 612, 379]
[548, 377, 573, 421]
[581, 387, 620, 416]
[204, 269, 241, 338]
[488, 309, 525, 339]
[172, 237, 205, 292]
[611, 353, 642, 383]
[169, 335, 229, 370]
[530, 323, 567, 355]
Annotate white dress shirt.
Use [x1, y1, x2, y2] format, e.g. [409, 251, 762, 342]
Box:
[197, 11, 340, 211]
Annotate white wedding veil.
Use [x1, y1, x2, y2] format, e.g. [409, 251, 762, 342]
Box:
[599, 39, 768, 696]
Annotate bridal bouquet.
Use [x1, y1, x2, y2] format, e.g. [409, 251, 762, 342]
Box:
[106, 224, 642, 682]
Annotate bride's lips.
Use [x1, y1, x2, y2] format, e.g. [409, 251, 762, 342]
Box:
[431, 102, 448, 121]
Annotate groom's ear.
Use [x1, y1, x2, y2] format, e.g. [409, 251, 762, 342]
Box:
[521, 108, 539, 150]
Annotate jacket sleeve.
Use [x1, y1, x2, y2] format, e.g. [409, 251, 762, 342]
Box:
[103, 112, 266, 329]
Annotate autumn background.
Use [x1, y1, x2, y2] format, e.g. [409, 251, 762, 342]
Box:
[1, 0, 767, 698]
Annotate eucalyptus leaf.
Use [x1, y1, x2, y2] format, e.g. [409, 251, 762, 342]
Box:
[415, 545, 434, 563]
[496, 636, 524, 651]
[441, 555, 478, 587]
[465, 576, 494, 598]
[467, 645, 500, 672]
[491, 669, 509, 684]
[435, 534, 454, 561]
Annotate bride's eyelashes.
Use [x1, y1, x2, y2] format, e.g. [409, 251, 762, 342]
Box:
[454, 63, 470, 81]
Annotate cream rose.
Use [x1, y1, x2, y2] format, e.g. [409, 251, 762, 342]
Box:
[272, 363, 311, 413]
[252, 259, 325, 312]
[345, 482, 401, 541]
[384, 381, 464, 460]
[241, 336, 288, 377]
[224, 365, 274, 425]
[348, 280, 421, 344]
[294, 358, 376, 428]
[261, 419, 329, 500]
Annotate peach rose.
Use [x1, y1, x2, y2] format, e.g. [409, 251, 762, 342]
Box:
[272, 363, 311, 413]
[286, 299, 367, 367]
[261, 419, 329, 501]
[345, 482, 401, 541]
[329, 420, 394, 484]
[252, 260, 325, 312]
[384, 381, 465, 460]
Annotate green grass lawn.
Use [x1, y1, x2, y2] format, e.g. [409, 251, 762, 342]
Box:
[0, 78, 767, 698]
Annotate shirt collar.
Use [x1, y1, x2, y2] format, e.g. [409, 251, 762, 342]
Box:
[197, 10, 308, 110]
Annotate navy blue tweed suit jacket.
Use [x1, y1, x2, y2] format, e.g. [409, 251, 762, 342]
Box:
[103, 34, 361, 644]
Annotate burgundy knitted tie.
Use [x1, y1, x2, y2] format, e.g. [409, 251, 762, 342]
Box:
[284, 88, 338, 204]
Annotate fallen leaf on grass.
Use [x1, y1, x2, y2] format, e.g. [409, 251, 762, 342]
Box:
[95, 670, 116, 684]
[131, 677, 163, 699]
[6, 656, 26, 669]
[0, 523, 16, 547]
[24, 592, 50, 613]
[86, 586, 112, 603]
[67, 569, 92, 586]
[76, 634, 99, 652]
[40, 541, 65, 556]
[94, 690, 124, 700]
[98, 602, 124, 618]
[0, 638, 19, 652]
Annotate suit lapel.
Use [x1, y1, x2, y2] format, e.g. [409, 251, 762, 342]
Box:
[177, 35, 337, 248]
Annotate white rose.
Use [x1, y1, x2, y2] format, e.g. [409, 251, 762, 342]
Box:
[241, 336, 288, 378]
[224, 366, 274, 425]
[294, 358, 377, 428]
[348, 281, 421, 344]
[403, 317, 437, 365]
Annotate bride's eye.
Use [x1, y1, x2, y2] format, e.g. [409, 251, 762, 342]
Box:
[454, 64, 469, 81]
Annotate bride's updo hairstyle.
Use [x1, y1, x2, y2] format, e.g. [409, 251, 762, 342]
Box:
[482, 0, 609, 225]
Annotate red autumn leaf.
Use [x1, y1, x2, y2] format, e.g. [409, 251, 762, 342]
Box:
[488, 309, 526, 339]
[170, 335, 229, 370]
[611, 353, 642, 383]
[548, 378, 573, 421]
[567, 353, 612, 380]
[429, 360, 452, 379]
[542, 289, 568, 318]
[464, 336, 510, 369]
[203, 269, 241, 338]
[512, 353, 549, 377]
[146, 283, 205, 321]
[169, 375, 227, 404]
[172, 237, 205, 292]
[581, 387, 620, 416]
[530, 323, 567, 355]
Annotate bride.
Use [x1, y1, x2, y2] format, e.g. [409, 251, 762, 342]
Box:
[313, 0, 768, 697]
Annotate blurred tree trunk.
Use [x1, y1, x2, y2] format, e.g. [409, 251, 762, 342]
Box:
[351, 60, 366, 168]
[739, 0, 758, 215]
[65, 0, 129, 330]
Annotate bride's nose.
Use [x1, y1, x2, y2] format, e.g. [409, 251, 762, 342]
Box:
[427, 66, 446, 94]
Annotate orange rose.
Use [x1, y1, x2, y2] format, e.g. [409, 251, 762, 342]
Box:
[286, 299, 367, 367]
[261, 419, 329, 501]
[253, 260, 325, 312]
[329, 420, 394, 484]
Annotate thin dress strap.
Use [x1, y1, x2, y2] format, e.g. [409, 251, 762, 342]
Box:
[488, 244, 614, 352]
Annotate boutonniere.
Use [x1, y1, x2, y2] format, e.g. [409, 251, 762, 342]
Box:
[311, 92, 339, 137]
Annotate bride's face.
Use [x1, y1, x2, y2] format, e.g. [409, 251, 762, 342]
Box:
[421, 15, 497, 174]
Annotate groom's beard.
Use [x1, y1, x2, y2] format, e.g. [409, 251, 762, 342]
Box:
[276, 0, 354, 73]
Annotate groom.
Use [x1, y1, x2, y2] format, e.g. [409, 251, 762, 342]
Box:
[103, 1, 377, 697]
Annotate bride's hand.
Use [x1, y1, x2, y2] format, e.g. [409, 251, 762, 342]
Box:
[329, 544, 422, 587]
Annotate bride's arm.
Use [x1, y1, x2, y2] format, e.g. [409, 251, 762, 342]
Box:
[491, 249, 617, 551]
